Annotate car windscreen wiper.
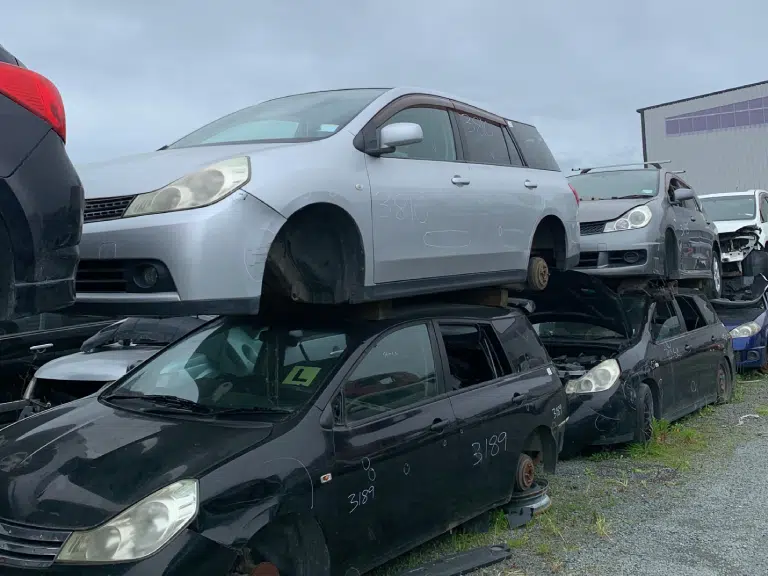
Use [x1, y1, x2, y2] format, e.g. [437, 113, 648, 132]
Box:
[611, 194, 653, 199]
[104, 393, 214, 414]
[210, 406, 294, 417]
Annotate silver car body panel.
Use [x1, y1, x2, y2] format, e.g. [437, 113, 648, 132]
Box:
[74, 87, 580, 315]
[32, 348, 156, 383]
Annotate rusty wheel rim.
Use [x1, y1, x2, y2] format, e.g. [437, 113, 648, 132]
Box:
[251, 563, 280, 576]
[517, 456, 535, 490]
[533, 260, 549, 289]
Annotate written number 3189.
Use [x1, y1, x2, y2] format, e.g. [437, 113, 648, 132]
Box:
[472, 432, 507, 466]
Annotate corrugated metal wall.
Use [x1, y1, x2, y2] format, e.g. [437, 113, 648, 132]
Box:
[642, 82, 768, 194]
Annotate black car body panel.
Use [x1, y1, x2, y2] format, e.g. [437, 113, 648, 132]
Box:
[0, 303, 566, 575]
[0, 47, 83, 319]
[524, 271, 734, 455]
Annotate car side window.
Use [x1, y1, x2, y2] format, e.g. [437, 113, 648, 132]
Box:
[506, 121, 561, 171]
[437, 324, 499, 391]
[651, 301, 683, 341]
[0, 315, 42, 337]
[693, 295, 719, 325]
[676, 296, 708, 331]
[760, 196, 768, 222]
[38, 313, 116, 330]
[380, 107, 457, 162]
[492, 316, 549, 373]
[456, 112, 512, 166]
[343, 323, 438, 423]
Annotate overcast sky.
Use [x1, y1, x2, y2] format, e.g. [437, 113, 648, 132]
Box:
[3, 0, 766, 171]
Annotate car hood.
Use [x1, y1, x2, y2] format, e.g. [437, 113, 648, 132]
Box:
[0, 398, 272, 529]
[77, 142, 304, 199]
[577, 198, 652, 223]
[522, 270, 631, 337]
[714, 220, 760, 235]
[35, 348, 158, 382]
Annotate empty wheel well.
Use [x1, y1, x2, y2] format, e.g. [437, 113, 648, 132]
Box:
[263, 203, 365, 305]
[643, 378, 662, 420]
[530, 216, 567, 270]
[522, 425, 557, 474]
[0, 215, 13, 320]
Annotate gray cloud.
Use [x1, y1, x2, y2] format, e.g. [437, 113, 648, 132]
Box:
[3, 0, 767, 168]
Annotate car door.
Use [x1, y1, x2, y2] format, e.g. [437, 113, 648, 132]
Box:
[647, 299, 687, 418]
[0, 315, 44, 401]
[364, 97, 474, 283]
[321, 321, 460, 571]
[667, 176, 704, 273]
[450, 105, 538, 274]
[675, 294, 719, 406]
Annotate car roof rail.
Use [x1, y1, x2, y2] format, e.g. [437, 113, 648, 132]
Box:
[572, 160, 671, 174]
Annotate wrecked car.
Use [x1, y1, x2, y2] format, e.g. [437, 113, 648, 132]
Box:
[0, 301, 566, 575]
[72, 87, 580, 317]
[712, 275, 768, 371]
[568, 162, 721, 297]
[699, 189, 768, 247]
[523, 270, 734, 457]
[0, 316, 213, 425]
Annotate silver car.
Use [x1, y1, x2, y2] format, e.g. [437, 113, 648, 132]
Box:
[567, 162, 721, 297]
[73, 87, 580, 316]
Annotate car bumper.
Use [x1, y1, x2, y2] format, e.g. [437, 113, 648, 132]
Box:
[71, 192, 286, 316]
[732, 334, 766, 369]
[574, 229, 664, 277]
[0, 529, 239, 575]
[561, 386, 634, 456]
[0, 130, 83, 318]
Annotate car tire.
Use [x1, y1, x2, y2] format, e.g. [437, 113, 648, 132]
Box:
[527, 256, 549, 291]
[716, 361, 733, 404]
[633, 383, 654, 444]
[706, 249, 722, 299]
[237, 519, 331, 576]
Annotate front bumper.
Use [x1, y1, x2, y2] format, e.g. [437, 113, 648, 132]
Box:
[575, 228, 664, 277]
[71, 192, 286, 316]
[0, 528, 238, 575]
[732, 334, 766, 369]
[560, 386, 634, 457]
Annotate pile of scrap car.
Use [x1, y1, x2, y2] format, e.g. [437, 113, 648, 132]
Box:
[0, 69, 737, 576]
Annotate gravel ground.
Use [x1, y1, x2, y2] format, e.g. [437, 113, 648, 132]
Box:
[379, 374, 768, 576]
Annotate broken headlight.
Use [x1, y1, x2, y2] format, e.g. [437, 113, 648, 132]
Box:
[730, 321, 761, 338]
[123, 156, 250, 217]
[56, 479, 198, 563]
[603, 205, 652, 232]
[564, 359, 621, 394]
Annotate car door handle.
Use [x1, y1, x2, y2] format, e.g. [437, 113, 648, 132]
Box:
[451, 176, 470, 186]
[430, 418, 449, 432]
[524, 180, 538, 189]
[711, 335, 716, 342]
[511, 392, 525, 405]
[29, 343, 53, 352]
[684, 344, 692, 351]
[690, 217, 696, 222]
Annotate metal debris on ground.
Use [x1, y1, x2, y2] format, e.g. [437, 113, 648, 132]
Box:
[397, 544, 512, 576]
[503, 479, 551, 529]
[737, 414, 760, 426]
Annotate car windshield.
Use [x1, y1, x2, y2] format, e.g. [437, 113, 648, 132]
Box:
[700, 195, 756, 221]
[166, 88, 388, 149]
[568, 169, 659, 200]
[104, 316, 351, 415]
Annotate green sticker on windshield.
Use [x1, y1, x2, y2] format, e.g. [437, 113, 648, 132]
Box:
[283, 366, 321, 387]
[642, 189, 654, 194]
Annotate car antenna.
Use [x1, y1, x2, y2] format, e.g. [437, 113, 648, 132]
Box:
[572, 161, 671, 174]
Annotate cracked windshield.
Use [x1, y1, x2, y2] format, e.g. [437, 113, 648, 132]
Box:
[0, 1, 765, 575]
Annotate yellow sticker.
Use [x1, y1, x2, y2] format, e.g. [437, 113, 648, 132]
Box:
[282, 366, 321, 387]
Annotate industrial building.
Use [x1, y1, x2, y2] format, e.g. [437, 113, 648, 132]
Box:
[638, 80, 768, 194]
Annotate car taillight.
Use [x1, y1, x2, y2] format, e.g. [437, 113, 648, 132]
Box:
[0, 61, 66, 142]
[569, 183, 580, 206]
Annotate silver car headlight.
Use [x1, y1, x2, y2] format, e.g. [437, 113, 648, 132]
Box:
[565, 359, 621, 394]
[123, 156, 250, 217]
[730, 321, 760, 338]
[56, 479, 198, 563]
[603, 205, 652, 232]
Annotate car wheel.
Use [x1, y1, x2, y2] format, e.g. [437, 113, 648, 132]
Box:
[633, 383, 654, 444]
[514, 453, 536, 492]
[527, 256, 549, 291]
[707, 250, 722, 299]
[716, 361, 733, 404]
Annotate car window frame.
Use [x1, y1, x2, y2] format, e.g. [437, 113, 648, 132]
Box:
[353, 93, 464, 162]
[450, 109, 513, 167]
[691, 294, 719, 326]
[375, 105, 461, 163]
[675, 294, 710, 333]
[760, 193, 768, 223]
[650, 299, 688, 343]
[333, 319, 448, 429]
[433, 320, 503, 394]
[504, 120, 561, 172]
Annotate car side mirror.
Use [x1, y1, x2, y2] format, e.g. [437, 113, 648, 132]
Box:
[672, 188, 694, 203]
[366, 122, 423, 156]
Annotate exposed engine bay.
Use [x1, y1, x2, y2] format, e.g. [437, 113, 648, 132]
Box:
[719, 225, 763, 277]
[547, 345, 617, 382]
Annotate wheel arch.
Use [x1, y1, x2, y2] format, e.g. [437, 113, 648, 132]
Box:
[642, 377, 662, 420]
[664, 227, 679, 277]
[529, 214, 568, 270]
[522, 425, 558, 474]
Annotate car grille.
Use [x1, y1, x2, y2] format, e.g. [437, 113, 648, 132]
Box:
[579, 221, 608, 236]
[0, 519, 71, 569]
[76, 259, 129, 293]
[577, 251, 599, 267]
[84, 195, 135, 223]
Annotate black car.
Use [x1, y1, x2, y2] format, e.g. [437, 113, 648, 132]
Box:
[0, 44, 84, 319]
[0, 301, 567, 575]
[523, 270, 734, 456]
[0, 312, 116, 402]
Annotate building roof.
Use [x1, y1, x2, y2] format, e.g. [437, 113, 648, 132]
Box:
[637, 79, 768, 113]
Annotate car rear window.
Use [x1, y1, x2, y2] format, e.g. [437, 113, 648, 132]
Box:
[568, 169, 659, 201]
[506, 121, 560, 171]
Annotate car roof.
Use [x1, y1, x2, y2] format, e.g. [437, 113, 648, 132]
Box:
[699, 190, 762, 198]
